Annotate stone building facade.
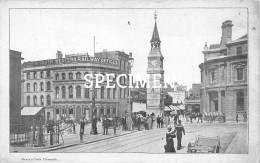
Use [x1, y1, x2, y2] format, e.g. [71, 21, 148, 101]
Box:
[199, 20, 248, 120]
[22, 50, 130, 121]
[10, 50, 23, 123]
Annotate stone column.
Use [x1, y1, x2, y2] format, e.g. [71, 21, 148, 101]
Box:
[206, 92, 210, 112]
[218, 90, 222, 112]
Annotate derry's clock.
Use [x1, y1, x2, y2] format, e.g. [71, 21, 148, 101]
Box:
[149, 58, 159, 68]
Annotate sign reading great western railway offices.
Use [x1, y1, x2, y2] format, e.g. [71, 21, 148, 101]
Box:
[22, 55, 119, 68]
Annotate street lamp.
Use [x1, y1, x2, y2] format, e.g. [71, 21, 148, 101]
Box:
[87, 73, 99, 134]
[127, 53, 134, 117]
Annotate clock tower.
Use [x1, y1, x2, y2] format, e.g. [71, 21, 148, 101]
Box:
[146, 12, 164, 116]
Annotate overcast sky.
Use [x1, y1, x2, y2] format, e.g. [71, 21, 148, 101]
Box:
[10, 8, 247, 89]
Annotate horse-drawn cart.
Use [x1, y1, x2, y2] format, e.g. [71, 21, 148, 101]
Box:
[187, 135, 220, 153]
[203, 112, 226, 123]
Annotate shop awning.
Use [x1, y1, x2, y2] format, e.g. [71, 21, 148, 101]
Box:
[164, 106, 172, 111]
[21, 107, 44, 116]
[177, 105, 185, 110]
[132, 103, 147, 112]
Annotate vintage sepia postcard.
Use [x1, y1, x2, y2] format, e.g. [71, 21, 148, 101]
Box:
[0, 0, 259, 163]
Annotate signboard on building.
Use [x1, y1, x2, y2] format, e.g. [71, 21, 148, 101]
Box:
[23, 56, 119, 68]
[168, 91, 186, 104]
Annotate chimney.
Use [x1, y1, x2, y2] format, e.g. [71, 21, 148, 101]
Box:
[221, 20, 233, 47]
[56, 51, 63, 59]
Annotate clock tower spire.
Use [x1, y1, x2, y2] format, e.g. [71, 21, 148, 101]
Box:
[146, 11, 165, 116]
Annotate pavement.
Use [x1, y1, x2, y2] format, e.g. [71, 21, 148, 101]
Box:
[10, 117, 248, 154]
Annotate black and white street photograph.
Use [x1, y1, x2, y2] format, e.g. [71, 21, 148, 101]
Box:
[1, 0, 260, 163]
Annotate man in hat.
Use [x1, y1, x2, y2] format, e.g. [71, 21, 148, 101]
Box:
[173, 120, 185, 150]
[103, 116, 109, 135]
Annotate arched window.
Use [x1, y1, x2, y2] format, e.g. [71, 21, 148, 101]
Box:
[47, 82, 51, 91]
[62, 73, 66, 80]
[62, 86, 66, 99]
[40, 82, 44, 91]
[56, 87, 59, 99]
[101, 86, 104, 99]
[33, 72, 37, 79]
[27, 73, 30, 79]
[47, 95, 51, 106]
[33, 83, 37, 92]
[76, 72, 81, 80]
[55, 73, 59, 80]
[40, 95, 44, 106]
[40, 71, 44, 78]
[46, 70, 51, 77]
[113, 88, 116, 99]
[69, 73, 73, 80]
[33, 96, 37, 106]
[69, 86, 73, 98]
[236, 92, 244, 111]
[85, 88, 89, 98]
[27, 96, 30, 106]
[76, 86, 81, 98]
[107, 88, 110, 99]
[27, 83, 30, 92]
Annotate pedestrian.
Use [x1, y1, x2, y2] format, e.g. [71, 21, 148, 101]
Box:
[150, 115, 155, 130]
[236, 113, 239, 123]
[157, 115, 161, 128]
[80, 118, 85, 134]
[73, 121, 76, 134]
[126, 116, 133, 131]
[174, 114, 179, 126]
[160, 116, 164, 128]
[112, 117, 117, 135]
[92, 115, 98, 135]
[173, 120, 185, 150]
[164, 125, 176, 153]
[167, 115, 170, 126]
[137, 115, 141, 131]
[147, 115, 151, 130]
[103, 116, 109, 135]
[243, 112, 247, 122]
[80, 128, 84, 143]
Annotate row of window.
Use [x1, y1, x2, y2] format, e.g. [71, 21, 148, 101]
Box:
[26, 71, 51, 79]
[26, 82, 51, 92]
[208, 67, 244, 84]
[26, 95, 51, 106]
[55, 86, 128, 99]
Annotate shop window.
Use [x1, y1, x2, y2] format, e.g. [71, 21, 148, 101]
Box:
[236, 92, 244, 111]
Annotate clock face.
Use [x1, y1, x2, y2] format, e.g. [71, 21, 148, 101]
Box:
[149, 58, 159, 68]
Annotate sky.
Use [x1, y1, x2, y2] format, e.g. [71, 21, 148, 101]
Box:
[10, 8, 247, 89]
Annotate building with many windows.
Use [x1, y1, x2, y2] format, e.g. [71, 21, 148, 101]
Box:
[21, 50, 131, 121]
[199, 20, 248, 120]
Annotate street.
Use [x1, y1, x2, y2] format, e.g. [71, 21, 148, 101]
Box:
[50, 118, 247, 153]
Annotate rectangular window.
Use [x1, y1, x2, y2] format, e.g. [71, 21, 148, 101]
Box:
[211, 70, 216, 83]
[69, 109, 73, 114]
[56, 109, 59, 114]
[85, 88, 89, 98]
[27, 73, 30, 79]
[236, 47, 242, 55]
[237, 68, 243, 80]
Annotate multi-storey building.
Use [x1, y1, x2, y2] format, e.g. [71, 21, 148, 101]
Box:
[199, 20, 248, 120]
[21, 50, 131, 121]
[10, 50, 23, 124]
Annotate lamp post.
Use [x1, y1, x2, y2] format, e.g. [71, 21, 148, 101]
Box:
[88, 74, 98, 134]
[127, 53, 134, 117]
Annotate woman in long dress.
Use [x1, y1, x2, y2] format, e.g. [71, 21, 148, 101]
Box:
[164, 125, 176, 153]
